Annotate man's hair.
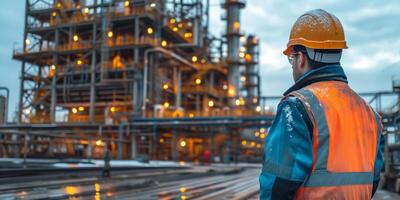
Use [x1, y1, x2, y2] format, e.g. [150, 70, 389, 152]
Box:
[293, 45, 341, 69]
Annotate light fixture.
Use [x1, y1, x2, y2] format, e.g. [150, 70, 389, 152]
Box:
[191, 56, 198, 62]
[110, 106, 116, 113]
[169, 18, 176, 24]
[163, 102, 170, 108]
[95, 140, 102, 146]
[161, 40, 167, 47]
[147, 27, 154, 34]
[72, 108, 78, 114]
[83, 7, 89, 14]
[150, 3, 156, 7]
[107, 31, 113, 38]
[25, 39, 31, 45]
[50, 64, 56, 70]
[208, 100, 214, 107]
[124, 0, 130, 7]
[78, 106, 85, 111]
[163, 83, 169, 90]
[52, 11, 57, 17]
[73, 35, 79, 42]
[180, 140, 187, 147]
[195, 78, 201, 85]
[76, 60, 82, 65]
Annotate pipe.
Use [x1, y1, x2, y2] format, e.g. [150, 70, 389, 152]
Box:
[0, 87, 10, 123]
[142, 47, 196, 117]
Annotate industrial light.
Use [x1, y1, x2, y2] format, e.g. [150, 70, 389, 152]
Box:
[260, 133, 266, 139]
[163, 102, 170, 108]
[52, 12, 57, 17]
[178, 23, 183, 28]
[255, 131, 260, 137]
[201, 58, 206, 64]
[240, 36, 246, 42]
[83, 7, 90, 14]
[25, 39, 31, 45]
[208, 100, 214, 107]
[245, 54, 252, 61]
[107, 31, 113, 38]
[150, 3, 156, 8]
[73, 35, 79, 42]
[235, 99, 241, 106]
[184, 32, 192, 38]
[180, 140, 187, 147]
[56, 2, 62, 8]
[76, 59, 83, 65]
[195, 78, 201, 85]
[124, 0, 130, 7]
[192, 56, 198, 62]
[161, 40, 167, 47]
[110, 106, 116, 113]
[240, 47, 246, 52]
[180, 187, 187, 193]
[23, 108, 31, 115]
[233, 21, 240, 30]
[239, 52, 245, 58]
[78, 106, 85, 111]
[256, 144, 261, 148]
[256, 106, 261, 112]
[147, 27, 154, 34]
[189, 113, 194, 118]
[241, 140, 247, 146]
[240, 76, 246, 82]
[169, 18, 176, 24]
[223, 84, 228, 90]
[250, 141, 256, 147]
[260, 128, 266, 133]
[159, 138, 164, 143]
[228, 88, 236, 96]
[239, 98, 245, 105]
[173, 27, 178, 32]
[72, 107, 78, 114]
[50, 64, 56, 70]
[95, 139, 102, 146]
[163, 83, 169, 90]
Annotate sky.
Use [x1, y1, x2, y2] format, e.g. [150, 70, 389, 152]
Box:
[0, 0, 399, 120]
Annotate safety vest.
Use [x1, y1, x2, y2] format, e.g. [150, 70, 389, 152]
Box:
[287, 81, 382, 199]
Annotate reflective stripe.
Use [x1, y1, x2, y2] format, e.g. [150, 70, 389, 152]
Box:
[306, 48, 342, 63]
[304, 171, 374, 187]
[295, 88, 330, 170]
[372, 111, 382, 180]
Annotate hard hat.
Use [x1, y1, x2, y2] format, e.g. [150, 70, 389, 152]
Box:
[283, 9, 348, 55]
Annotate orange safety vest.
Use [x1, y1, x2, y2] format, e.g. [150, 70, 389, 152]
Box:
[287, 81, 382, 199]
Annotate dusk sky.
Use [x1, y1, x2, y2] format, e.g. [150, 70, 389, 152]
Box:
[0, 0, 399, 120]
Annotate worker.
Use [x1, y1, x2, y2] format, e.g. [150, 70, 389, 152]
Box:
[259, 9, 384, 199]
[102, 148, 111, 178]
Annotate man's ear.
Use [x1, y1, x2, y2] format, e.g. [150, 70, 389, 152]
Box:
[299, 52, 307, 69]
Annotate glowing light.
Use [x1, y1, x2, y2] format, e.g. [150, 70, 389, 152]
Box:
[107, 31, 113, 38]
[147, 27, 154, 34]
[159, 138, 164, 143]
[64, 186, 80, 195]
[169, 18, 176, 24]
[250, 141, 256, 147]
[241, 140, 247, 146]
[189, 113, 194, 118]
[52, 11, 57, 17]
[223, 84, 228, 90]
[256, 106, 261, 112]
[110, 106, 116, 113]
[77, 60, 83, 65]
[252, 97, 258, 104]
[72, 108, 78, 114]
[178, 23, 183, 28]
[201, 58, 206, 64]
[239, 52, 245, 58]
[180, 187, 187, 193]
[94, 183, 101, 192]
[235, 99, 241, 106]
[184, 32, 192, 38]
[228, 88, 236, 96]
[192, 56, 198, 62]
[255, 131, 260, 137]
[95, 140, 102, 146]
[195, 78, 201, 85]
[56, 2, 62, 8]
[83, 7, 90, 14]
[124, 0, 130, 7]
[256, 144, 261, 148]
[245, 54, 252, 61]
[179, 161, 185, 166]
[163, 83, 169, 90]
[173, 27, 179, 32]
[25, 39, 31, 45]
[180, 140, 187, 147]
[260, 133, 266, 139]
[78, 106, 85, 111]
[233, 21, 240, 30]
[181, 195, 187, 200]
[240, 47, 246, 52]
[150, 3, 156, 7]
[208, 100, 214, 107]
[73, 35, 79, 42]
[240, 36, 246, 42]
[240, 76, 246, 82]
[260, 128, 266, 133]
[161, 40, 167, 47]
[50, 64, 56, 70]
[163, 102, 170, 108]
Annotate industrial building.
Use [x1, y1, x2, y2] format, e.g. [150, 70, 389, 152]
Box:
[0, 0, 274, 161]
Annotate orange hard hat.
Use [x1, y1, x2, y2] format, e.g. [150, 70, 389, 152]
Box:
[283, 9, 348, 55]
